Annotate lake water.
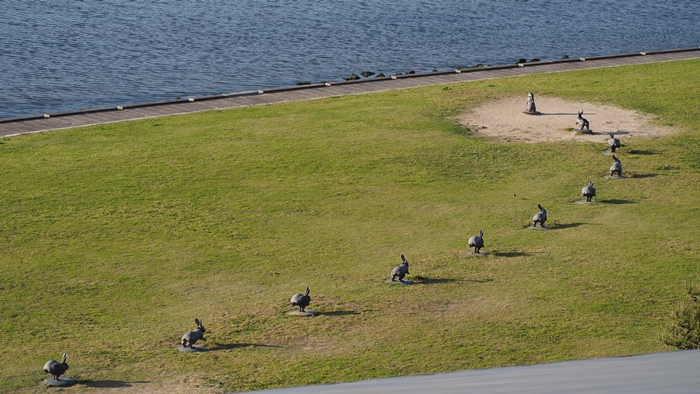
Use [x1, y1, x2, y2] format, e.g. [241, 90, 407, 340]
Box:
[2, 0, 699, 119]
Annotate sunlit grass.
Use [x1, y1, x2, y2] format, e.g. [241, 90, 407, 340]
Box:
[1, 59, 699, 392]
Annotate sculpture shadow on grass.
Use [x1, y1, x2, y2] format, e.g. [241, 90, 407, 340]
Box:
[210, 343, 281, 351]
[628, 150, 661, 155]
[415, 278, 457, 285]
[552, 222, 585, 230]
[601, 199, 637, 205]
[414, 278, 492, 285]
[464, 278, 495, 283]
[492, 251, 531, 257]
[321, 310, 361, 317]
[631, 173, 657, 179]
[83, 380, 148, 388]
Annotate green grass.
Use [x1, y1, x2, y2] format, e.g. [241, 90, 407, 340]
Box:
[1, 59, 700, 392]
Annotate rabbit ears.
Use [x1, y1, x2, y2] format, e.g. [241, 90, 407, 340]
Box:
[61, 353, 67, 363]
[588, 181, 594, 187]
[401, 254, 407, 263]
[304, 287, 310, 296]
[578, 110, 583, 116]
[612, 155, 620, 162]
[195, 318, 202, 327]
[538, 204, 545, 211]
[478, 230, 484, 237]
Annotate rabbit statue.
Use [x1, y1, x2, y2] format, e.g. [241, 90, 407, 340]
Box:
[582, 181, 596, 202]
[468, 230, 485, 253]
[525, 92, 537, 113]
[290, 287, 311, 312]
[43, 353, 69, 381]
[607, 133, 621, 153]
[181, 318, 206, 348]
[532, 204, 547, 227]
[391, 254, 410, 282]
[576, 111, 590, 131]
[610, 155, 622, 177]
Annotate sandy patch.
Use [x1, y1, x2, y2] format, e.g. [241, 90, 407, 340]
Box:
[457, 96, 676, 143]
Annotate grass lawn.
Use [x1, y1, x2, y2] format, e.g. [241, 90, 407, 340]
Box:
[1, 58, 699, 392]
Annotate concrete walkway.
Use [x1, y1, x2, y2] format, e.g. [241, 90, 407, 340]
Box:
[1, 48, 698, 138]
[251, 350, 700, 394]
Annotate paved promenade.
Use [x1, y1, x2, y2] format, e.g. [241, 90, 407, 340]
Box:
[1, 48, 698, 138]
[252, 350, 700, 394]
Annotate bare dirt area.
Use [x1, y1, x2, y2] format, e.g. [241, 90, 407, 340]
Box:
[457, 96, 677, 143]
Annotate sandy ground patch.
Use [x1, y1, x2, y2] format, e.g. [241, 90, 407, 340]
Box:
[457, 96, 677, 143]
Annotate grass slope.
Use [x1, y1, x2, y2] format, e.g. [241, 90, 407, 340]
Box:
[1, 59, 699, 392]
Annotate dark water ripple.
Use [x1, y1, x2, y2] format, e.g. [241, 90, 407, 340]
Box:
[1, 0, 699, 118]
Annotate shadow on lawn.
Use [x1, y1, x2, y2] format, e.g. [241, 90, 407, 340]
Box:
[601, 199, 637, 204]
[414, 278, 492, 284]
[553, 222, 585, 229]
[82, 380, 148, 388]
[210, 343, 281, 351]
[628, 150, 661, 155]
[492, 251, 530, 257]
[631, 173, 657, 179]
[415, 278, 457, 285]
[321, 310, 361, 316]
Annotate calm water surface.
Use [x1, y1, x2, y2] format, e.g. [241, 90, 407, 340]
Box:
[2, 0, 699, 118]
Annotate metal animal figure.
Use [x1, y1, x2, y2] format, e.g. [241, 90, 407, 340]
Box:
[607, 133, 621, 153]
[582, 181, 596, 202]
[290, 287, 311, 312]
[526, 92, 537, 113]
[391, 254, 410, 282]
[43, 353, 69, 381]
[181, 318, 206, 348]
[576, 111, 590, 131]
[532, 204, 547, 227]
[468, 230, 485, 253]
[610, 155, 622, 177]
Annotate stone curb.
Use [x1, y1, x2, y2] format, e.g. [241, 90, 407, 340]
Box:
[2, 46, 698, 125]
